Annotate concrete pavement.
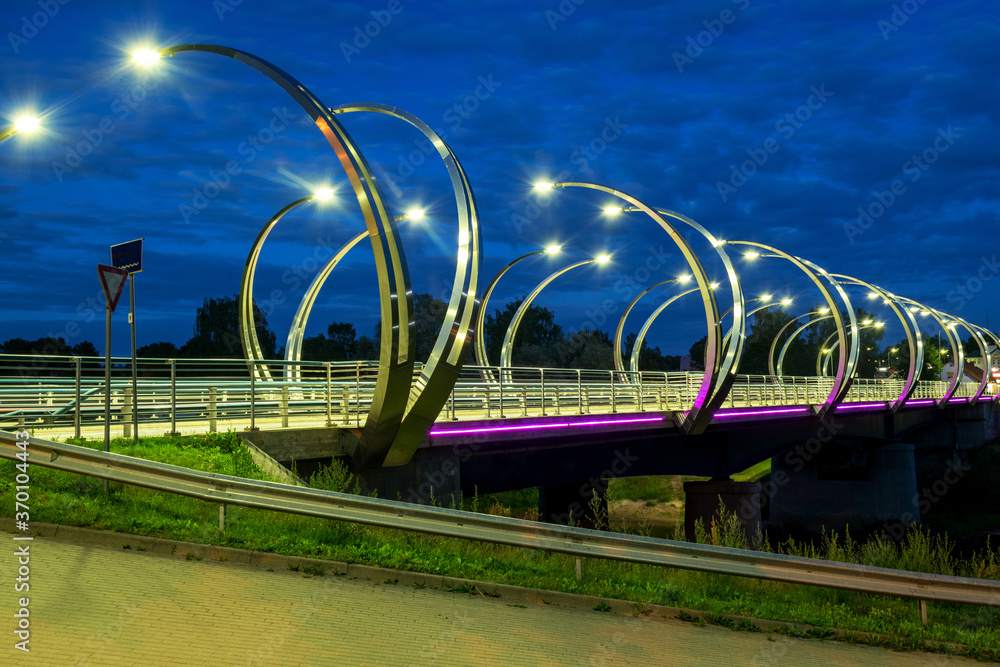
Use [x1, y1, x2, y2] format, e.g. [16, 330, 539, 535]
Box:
[0, 536, 982, 666]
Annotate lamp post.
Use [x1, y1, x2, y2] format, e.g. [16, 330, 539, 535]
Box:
[475, 245, 562, 369]
[499, 255, 611, 369]
[240, 188, 336, 381]
[283, 206, 427, 383]
[613, 275, 692, 373]
[132, 44, 425, 467]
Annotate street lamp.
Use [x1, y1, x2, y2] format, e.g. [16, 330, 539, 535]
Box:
[613, 275, 692, 373]
[474, 245, 562, 368]
[499, 255, 611, 369]
[239, 188, 338, 381]
[0, 115, 41, 143]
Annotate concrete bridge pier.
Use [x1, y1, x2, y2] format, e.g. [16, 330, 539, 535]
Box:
[683, 479, 762, 545]
[770, 441, 919, 532]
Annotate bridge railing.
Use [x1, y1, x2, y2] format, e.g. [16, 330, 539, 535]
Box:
[0, 354, 988, 437]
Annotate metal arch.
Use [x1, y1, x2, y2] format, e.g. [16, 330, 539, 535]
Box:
[239, 196, 313, 382]
[830, 275, 923, 411]
[630, 288, 701, 373]
[768, 312, 820, 377]
[776, 315, 834, 377]
[914, 306, 991, 403]
[160, 44, 414, 468]
[722, 300, 785, 357]
[553, 184, 723, 435]
[329, 103, 482, 465]
[938, 313, 991, 402]
[473, 249, 548, 370]
[969, 323, 1000, 401]
[896, 297, 965, 406]
[818, 324, 880, 377]
[613, 279, 684, 373]
[499, 259, 599, 369]
[284, 228, 369, 382]
[733, 242, 858, 418]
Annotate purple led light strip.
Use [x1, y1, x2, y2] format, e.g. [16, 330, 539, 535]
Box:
[712, 407, 810, 418]
[904, 399, 934, 406]
[429, 415, 664, 437]
[836, 402, 886, 411]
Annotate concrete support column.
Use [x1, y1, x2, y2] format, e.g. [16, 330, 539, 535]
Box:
[683, 479, 761, 544]
[537, 481, 609, 528]
[770, 441, 919, 530]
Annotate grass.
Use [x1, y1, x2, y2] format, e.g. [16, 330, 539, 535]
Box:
[3, 432, 1000, 659]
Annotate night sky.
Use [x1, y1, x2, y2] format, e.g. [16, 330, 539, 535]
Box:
[2, 0, 998, 359]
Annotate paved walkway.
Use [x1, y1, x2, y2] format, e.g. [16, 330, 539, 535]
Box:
[2, 537, 979, 666]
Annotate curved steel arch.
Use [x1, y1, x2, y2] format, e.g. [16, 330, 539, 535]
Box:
[613, 279, 688, 373]
[776, 314, 834, 377]
[730, 242, 858, 418]
[939, 313, 991, 402]
[818, 323, 881, 377]
[895, 297, 966, 406]
[829, 275, 924, 411]
[552, 184, 724, 435]
[630, 288, 701, 373]
[500, 259, 602, 369]
[622, 206, 747, 419]
[160, 45, 413, 467]
[239, 195, 314, 382]
[276, 102, 483, 465]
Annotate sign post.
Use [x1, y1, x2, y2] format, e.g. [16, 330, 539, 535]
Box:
[98, 264, 128, 492]
[112, 239, 143, 443]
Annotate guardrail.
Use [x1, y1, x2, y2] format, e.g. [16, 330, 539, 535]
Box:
[0, 354, 993, 437]
[2, 430, 998, 620]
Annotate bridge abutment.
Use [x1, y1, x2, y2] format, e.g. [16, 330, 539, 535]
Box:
[353, 447, 463, 508]
[770, 441, 919, 531]
[683, 479, 762, 544]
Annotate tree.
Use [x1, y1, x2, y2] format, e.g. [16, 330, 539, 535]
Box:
[180, 295, 277, 359]
[136, 341, 179, 358]
[327, 322, 357, 358]
[72, 341, 100, 357]
[621, 332, 679, 372]
[483, 298, 563, 367]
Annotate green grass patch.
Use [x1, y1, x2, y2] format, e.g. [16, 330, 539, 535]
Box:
[3, 433, 999, 658]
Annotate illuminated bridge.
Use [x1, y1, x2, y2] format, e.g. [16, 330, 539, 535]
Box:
[4, 42, 998, 530]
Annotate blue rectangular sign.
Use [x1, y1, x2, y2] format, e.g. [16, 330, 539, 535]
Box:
[111, 238, 143, 274]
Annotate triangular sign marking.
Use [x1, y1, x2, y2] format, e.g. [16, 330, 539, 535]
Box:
[98, 264, 129, 313]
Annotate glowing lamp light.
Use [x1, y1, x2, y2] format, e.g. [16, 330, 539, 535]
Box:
[875, 322, 885, 327]
[405, 208, 425, 220]
[760, 294, 772, 302]
[132, 49, 162, 66]
[312, 188, 335, 200]
[862, 319, 873, 325]
[710, 282, 720, 290]
[14, 116, 40, 133]
[595, 255, 611, 263]
[533, 182, 554, 191]
[744, 252, 760, 259]
[818, 307, 830, 314]
[544, 245, 562, 254]
[868, 292, 879, 299]
[678, 275, 692, 283]
[780, 298, 793, 306]
[603, 206, 623, 215]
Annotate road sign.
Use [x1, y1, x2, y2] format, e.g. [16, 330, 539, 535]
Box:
[111, 238, 143, 274]
[97, 264, 128, 312]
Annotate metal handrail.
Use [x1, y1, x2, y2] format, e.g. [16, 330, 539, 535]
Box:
[2, 430, 998, 610]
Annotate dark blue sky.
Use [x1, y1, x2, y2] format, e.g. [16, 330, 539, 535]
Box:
[2, 0, 998, 358]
